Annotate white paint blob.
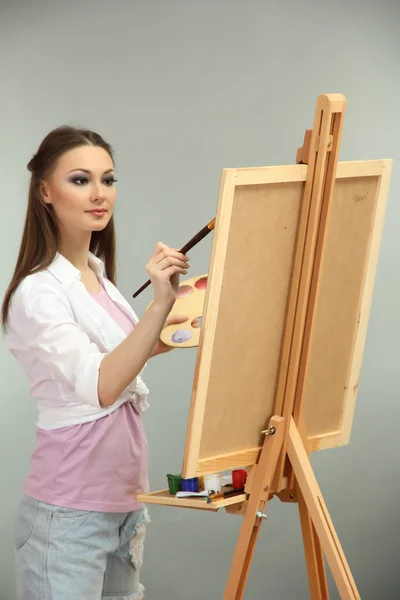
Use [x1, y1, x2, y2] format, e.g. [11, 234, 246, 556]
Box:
[171, 329, 192, 343]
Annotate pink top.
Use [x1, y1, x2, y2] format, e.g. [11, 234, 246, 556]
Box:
[23, 283, 149, 513]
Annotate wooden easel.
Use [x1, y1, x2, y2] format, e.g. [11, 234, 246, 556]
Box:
[222, 94, 359, 600]
[137, 94, 392, 599]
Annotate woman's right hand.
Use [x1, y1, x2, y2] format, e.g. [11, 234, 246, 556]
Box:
[146, 242, 189, 309]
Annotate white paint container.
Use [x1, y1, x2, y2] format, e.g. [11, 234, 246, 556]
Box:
[203, 473, 222, 494]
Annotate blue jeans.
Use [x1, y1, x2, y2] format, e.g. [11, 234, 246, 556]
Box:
[14, 494, 150, 600]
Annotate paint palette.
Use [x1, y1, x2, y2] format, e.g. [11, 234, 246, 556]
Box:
[159, 274, 208, 348]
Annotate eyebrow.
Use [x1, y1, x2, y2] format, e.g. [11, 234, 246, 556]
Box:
[67, 168, 115, 174]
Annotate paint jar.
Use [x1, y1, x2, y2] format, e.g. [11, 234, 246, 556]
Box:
[203, 473, 222, 494]
[167, 474, 182, 495]
[181, 477, 199, 493]
[232, 469, 247, 490]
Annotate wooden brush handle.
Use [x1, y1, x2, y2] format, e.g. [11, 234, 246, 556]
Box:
[132, 218, 215, 298]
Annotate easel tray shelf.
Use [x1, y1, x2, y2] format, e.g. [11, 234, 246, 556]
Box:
[136, 489, 247, 511]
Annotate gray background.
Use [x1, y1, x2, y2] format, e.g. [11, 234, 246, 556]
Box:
[1, 0, 399, 598]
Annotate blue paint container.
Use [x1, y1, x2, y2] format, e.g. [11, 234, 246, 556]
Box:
[180, 477, 199, 493]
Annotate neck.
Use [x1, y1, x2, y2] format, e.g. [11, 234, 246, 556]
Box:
[58, 228, 92, 273]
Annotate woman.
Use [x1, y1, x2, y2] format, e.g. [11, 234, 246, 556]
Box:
[2, 125, 192, 600]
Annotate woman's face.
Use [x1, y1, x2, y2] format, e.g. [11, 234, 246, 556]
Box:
[41, 145, 116, 236]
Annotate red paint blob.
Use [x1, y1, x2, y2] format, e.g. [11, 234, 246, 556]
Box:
[194, 277, 208, 290]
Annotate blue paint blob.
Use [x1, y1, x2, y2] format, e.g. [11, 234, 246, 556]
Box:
[171, 329, 192, 343]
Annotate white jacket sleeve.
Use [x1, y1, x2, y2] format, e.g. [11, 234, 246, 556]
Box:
[7, 280, 106, 408]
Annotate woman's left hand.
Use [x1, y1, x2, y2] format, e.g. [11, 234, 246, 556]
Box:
[151, 314, 200, 357]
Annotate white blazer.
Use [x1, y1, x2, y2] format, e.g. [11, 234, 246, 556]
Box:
[6, 252, 149, 430]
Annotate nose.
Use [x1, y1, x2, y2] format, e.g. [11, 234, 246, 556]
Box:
[90, 180, 106, 203]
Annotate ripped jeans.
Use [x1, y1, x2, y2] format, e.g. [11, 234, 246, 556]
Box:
[14, 494, 150, 600]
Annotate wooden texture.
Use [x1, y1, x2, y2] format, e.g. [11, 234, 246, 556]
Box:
[296, 129, 313, 164]
[182, 177, 302, 476]
[295, 412, 329, 598]
[298, 485, 330, 599]
[305, 166, 391, 448]
[288, 417, 360, 599]
[274, 94, 346, 490]
[159, 273, 208, 348]
[303, 176, 378, 439]
[223, 417, 285, 600]
[135, 488, 247, 511]
[181, 159, 391, 478]
[136, 96, 390, 600]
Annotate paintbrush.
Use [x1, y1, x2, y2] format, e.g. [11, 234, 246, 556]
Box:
[132, 217, 216, 298]
[206, 487, 245, 503]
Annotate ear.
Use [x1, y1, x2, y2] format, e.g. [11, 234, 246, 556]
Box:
[40, 179, 52, 205]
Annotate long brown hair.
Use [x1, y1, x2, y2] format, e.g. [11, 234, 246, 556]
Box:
[1, 125, 117, 330]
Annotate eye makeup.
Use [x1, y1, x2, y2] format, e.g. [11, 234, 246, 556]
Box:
[68, 173, 117, 186]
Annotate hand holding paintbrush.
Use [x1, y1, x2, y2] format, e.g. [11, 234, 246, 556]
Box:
[133, 218, 216, 298]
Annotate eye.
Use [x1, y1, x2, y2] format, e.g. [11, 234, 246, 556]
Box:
[71, 176, 88, 185]
[104, 177, 117, 186]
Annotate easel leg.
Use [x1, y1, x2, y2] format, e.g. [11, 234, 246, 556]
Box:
[223, 417, 285, 600]
[288, 418, 360, 600]
[231, 519, 263, 599]
[297, 414, 330, 599]
[297, 483, 330, 599]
